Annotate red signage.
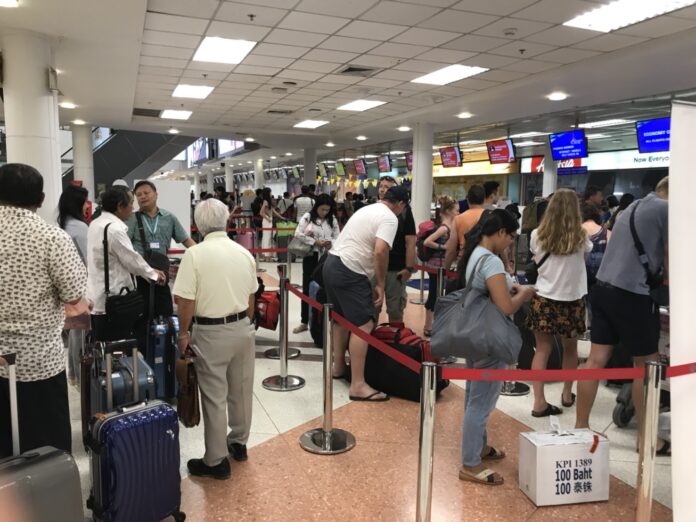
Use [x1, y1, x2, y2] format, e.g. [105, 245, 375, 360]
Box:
[486, 139, 516, 164]
[530, 156, 583, 173]
[439, 146, 461, 168]
[353, 159, 367, 176]
[406, 152, 413, 172]
[377, 155, 391, 173]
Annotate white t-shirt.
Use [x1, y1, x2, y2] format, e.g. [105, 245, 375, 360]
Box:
[530, 229, 593, 301]
[330, 202, 398, 278]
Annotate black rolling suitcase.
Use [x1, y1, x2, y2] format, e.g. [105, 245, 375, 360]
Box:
[85, 346, 185, 522]
[0, 353, 84, 522]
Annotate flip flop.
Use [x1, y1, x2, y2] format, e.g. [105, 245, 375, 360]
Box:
[561, 393, 576, 408]
[656, 441, 671, 456]
[458, 467, 504, 486]
[481, 446, 506, 461]
[532, 404, 562, 418]
[349, 391, 389, 402]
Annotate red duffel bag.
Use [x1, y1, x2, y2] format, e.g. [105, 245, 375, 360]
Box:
[255, 291, 280, 330]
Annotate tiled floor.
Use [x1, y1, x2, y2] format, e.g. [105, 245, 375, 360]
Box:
[68, 260, 673, 520]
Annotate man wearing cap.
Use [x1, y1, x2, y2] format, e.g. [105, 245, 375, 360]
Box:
[323, 185, 410, 401]
[375, 176, 416, 322]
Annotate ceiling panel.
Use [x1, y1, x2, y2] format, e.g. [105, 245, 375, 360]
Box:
[535, 47, 600, 64]
[337, 20, 409, 40]
[294, 0, 379, 18]
[500, 58, 557, 73]
[572, 33, 648, 52]
[140, 44, 194, 60]
[142, 30, 203, 49]
[392, 27, 461, 46]
[215, 2, 289, 25]
[617, 16, 696, 38]
[450, 0, 537, 16]
[288, 59, 342, 73]
[253, 43, 310, 58]
[146, 0, 220, 18]
[370, 42, 431, 58]
[357, 77, 403, 88]
[320, 74, 363, 85]
[393, 59, 449, 73]
[277, 11, 351, 34]
[318, 35, 381, 53]
[242, 54, 295, 68]
[351, 54, 401, 67]
[442, 34, 511, 52]
[418, 9, 497, 33]
[473, 17, 553, 39]
[263, 28, 329, 46]
[462, 53, 519, 68]
[476, 69, 529, 82]
[206, 20, 272, 40]
[182, 69, 229, 80]
[360, 1, 441, 25]
[231, 0, 303, 9]
[301, 48, 359, 63]
[139, 65, 186, 77]
[525, 25, 598, 47]
[513, 0, 599, 24]
[186, 60, 238, 73]
[139, 55, 190, 69]
[395, 0, 458, 6]
[276, 69, 326, 81]
[373, 69, 420, 81]
[234, 65, 282, 76]
[490, 40, 555, 59]
[144, 12, 210, 35]
[415, 48, 477, 63]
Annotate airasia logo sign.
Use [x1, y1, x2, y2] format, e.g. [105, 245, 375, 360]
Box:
[530, 156, 582, 173]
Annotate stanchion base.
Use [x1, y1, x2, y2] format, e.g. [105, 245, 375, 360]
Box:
[262, 375, 305, 391]
[299, 428, 356, 455]
[500, 381, 530, 396]
[437, 355, 457, 365]
[264, 347, 301, 359]
[409, 298, 426, 305]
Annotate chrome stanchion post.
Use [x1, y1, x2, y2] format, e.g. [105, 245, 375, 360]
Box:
[0, 353, 20, 456]
[635, 361, 665, 521]
[436, 268, 456, 365]
[410, 268, 426, 305]
[265, 263, 301, 360]
[300, 304, 356, 454]
[416, 362, 437, 522]
[254, 224, 266, 273]
[263, 265, 305, 391]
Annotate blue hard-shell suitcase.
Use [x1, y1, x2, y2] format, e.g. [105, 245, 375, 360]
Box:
[86, 349, 185, 522]
[148, 316, 180, 401]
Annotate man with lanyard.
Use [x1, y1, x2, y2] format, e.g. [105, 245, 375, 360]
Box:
[127, 180, 196, 346]
[375, 176, 416, 322]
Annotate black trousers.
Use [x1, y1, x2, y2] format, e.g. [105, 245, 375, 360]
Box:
[0, 370, 71, 458]
[301, 252, 319, 324]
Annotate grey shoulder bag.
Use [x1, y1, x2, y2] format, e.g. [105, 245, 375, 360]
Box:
[430, 254, 522, 364]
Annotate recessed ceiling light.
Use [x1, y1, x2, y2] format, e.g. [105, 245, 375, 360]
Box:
[247, 161, 252, 164]
[459, 140, 484, 145]
[578, 119, 633, 129]
[293, 120, 329, 129]
[564, 0, 696, 33]
[59, 102, 77, 109]
[193, 37, 256, 65]
[245, 137, 255, 142]
[547, 91, 569, 101]
[412, 65, 488, 86]
[586, 133, 610, 140]
[0, 0, 19, 7]
[509, 131, 547, 138]
[270, 155, 277, 159]
[356, 135, 367, 141]
[462, 146, 488, 152]
[172, 84, 214, 99]
[515, 140, 544, 147]
[457, 112, 473, 119]
[168, 128, 180, 134]
[326, 141, 335, 147]
[238, 163, 243, 166]
[72, 119, 86, 125]
[160, 109, 192, 120]
[398, 126, 411, 132]
[285, 152, 293, 156]
[337, 100, 386, 112]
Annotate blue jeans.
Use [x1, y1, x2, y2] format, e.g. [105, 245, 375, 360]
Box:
[461, 357, 507, 467]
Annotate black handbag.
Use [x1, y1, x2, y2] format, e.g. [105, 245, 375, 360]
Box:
[100, 223, 145, 340]
[629, 203, 669, 306]
[524, 252, 550, 285]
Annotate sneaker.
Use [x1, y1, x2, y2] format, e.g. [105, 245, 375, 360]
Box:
[228, 442, 248, 462]
[187, 458, 231, 480]
[293, 324, 308, 334]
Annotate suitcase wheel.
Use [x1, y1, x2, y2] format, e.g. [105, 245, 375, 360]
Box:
[173, 511, 186, 521]
[612, 402, 634, 428]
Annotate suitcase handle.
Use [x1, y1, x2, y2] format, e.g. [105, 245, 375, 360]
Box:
[105, 347, 140, 410]
[0, 353, 20, 456]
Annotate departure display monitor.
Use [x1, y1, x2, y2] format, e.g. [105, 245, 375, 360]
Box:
[354, 159, 367, 175]
[549, 129, 588, 160]
[318, 163, 327, 177]
[378, 155, 392, 173]
[439, 146, 461, 168]
[406, 152, 413, 172]
[335, 161, 346, 176]
[636, 117, 671, 153]
[486, 139, 516, 164]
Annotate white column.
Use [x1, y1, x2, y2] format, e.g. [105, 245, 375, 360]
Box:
[411, 123, 434, 227]
[303, 148, 317, 186]
[254, 158, 264, 190]
[225, 165, 234, 192]
[542, 141, 557, 197]
[667, 101, 696, 520]
[2, 31, 62, 223]
[206, 171, 214, 194]
[193, 173, 200, 200]
[71, 124, 95, 200]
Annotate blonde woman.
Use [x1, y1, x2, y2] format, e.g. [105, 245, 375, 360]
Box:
[527, 189, 593, 417]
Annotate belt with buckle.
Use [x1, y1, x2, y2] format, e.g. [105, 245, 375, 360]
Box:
[193, 312, 247, 325]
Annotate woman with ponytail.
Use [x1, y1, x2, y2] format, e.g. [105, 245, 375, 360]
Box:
[453, 209, 536, 486]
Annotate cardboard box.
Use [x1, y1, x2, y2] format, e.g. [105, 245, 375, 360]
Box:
[519, 428, 610, 506]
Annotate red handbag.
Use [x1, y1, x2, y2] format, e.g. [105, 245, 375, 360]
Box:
[255, 291, 280, 330]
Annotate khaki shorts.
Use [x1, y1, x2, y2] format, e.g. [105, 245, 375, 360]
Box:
[372, 271, 407, 321]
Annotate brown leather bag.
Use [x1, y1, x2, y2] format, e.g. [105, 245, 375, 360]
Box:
[175, 348, 200, 428]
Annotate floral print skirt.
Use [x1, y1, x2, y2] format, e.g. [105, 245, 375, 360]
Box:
[526, 295, 586, 338]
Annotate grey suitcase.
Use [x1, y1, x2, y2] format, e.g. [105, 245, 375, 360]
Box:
[0, 353, 84, 522]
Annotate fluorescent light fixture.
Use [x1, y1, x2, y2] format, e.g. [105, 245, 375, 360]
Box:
[432, 152, 439, 156]
[247, 161, 252, 164]
[59, 102, 77, 109]
[515, 140, 544, 147]
[578, 119, 633, 129]
[193, 37, 256, 65]
[586, 133, 610, 139]
[411, 65, 488, 86]
[172, 84, 214, 99]
[270, 155, 277, 159]
[337, 100, 386, 112]
[237, 163, 243, 166]
[398, 126, 411, 132]
[509, 131, 547, 138]
[462, 146, 488, 152]
[168, 128, 180, 134]
[326, 141, 335, 147]
[285, 152, 293, 156]
[564, 0, 696, 33]
[245, 137, 255, 142]
[293, 120, 329, 129]
[356, 135, 367, 141]
[390, 150, 407, 154]
[160, 109, 192, 120]
[359, 154, 378, 159]
[72, 119, 86, 125]
[547, 91, 568, 101]
[457, 112, 474, 119]
[0, 0, 19, 7]
[459, 140, 484, 146]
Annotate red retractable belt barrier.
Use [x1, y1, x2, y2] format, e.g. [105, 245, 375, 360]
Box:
[286, 283, 323, 312]
[168, 247, 289, 255]
[227, 227, 296, 232]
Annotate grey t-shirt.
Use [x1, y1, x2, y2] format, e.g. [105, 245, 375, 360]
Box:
[465, 246, 512, 292]
[596, 192, 668, 295]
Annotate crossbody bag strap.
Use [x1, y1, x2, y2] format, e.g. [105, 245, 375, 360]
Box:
[103, 223, 111, 296]
[536, 252, 550, 269]
[629, 201, 653, 281]
[135, 211, 149, 258]
[465, 253, 493, 291]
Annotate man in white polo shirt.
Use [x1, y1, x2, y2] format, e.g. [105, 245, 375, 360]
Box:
[324, 185, 409, 402]
[173, 198, 258, 480]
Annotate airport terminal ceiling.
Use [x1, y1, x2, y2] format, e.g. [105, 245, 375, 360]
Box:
[2, 0, 696, 164]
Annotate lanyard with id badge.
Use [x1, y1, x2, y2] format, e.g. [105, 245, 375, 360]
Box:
[136, 211, 170, 273]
